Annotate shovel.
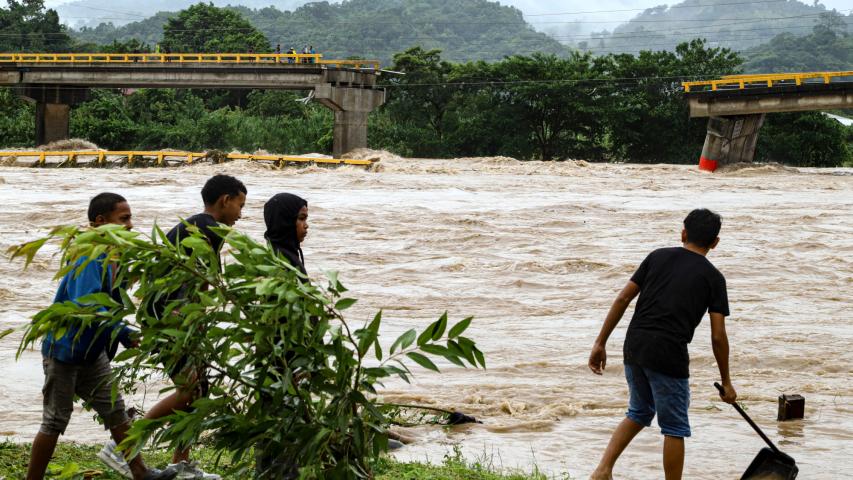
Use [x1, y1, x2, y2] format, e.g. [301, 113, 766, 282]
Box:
[714, 382, 798, 480]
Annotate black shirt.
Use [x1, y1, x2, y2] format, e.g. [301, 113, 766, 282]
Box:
[151, 214, 224, 319]
[165, 213, 224, 255]
[623, 247, 729, 378]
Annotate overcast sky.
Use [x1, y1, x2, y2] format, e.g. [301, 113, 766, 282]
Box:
[44, 0, 852, 35]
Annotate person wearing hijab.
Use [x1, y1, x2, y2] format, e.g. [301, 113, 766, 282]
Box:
[264, 193, 309, 275]
[257, 193, 309, 478]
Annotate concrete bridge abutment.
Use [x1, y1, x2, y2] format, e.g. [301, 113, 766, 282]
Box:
[314, 85, 385, 158]
[19, 85, 90, 146]
[698, 113, 765, 172]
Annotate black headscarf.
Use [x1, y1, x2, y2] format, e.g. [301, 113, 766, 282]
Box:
[264, 193, 308, 275]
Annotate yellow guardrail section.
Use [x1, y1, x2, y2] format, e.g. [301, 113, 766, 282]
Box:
[0, 53, 380, 70]
[0, 150, 376, 167]
[682, 70, 853, 92]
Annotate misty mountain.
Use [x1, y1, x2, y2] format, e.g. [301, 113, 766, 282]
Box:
[581, 0, 853, 55]
[55, 0, 309, 28]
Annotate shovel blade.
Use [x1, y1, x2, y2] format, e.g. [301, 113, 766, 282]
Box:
[741, 447, 798, 480]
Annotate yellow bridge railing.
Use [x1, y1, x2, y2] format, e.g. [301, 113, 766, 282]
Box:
[0, 53, 381, 70]
[0, 150, 376, 167]
[682, 70, 853, 92]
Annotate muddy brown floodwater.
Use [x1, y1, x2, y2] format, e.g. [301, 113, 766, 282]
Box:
[1, 154, 851, 478]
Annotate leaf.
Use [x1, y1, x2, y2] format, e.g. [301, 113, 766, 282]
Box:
[431, 312, 448, 341]
[334, 298, 357, 310]
[390, 328, 416, 355]
[448, 316, 473, 339]
[8, 237, 48, 268]
[421, 344, 465, 367]
[473, 346, 486, 368]
[406, 352, 439, 372]
[0, 328, 14, 341]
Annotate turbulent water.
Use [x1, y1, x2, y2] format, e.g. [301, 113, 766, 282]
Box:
[1, 155, 851, 478]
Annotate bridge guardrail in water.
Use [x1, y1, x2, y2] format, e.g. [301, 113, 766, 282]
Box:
[0, 150, 376, 167]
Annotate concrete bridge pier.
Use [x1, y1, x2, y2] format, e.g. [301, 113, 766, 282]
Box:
[19, 85, 90, 146]
[698, 113, 765, 172]
[314, 85, 385, 158]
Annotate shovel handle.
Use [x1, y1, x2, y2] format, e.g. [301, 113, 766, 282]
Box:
[714, 382, 780, 454]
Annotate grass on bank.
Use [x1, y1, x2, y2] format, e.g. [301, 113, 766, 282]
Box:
[0, 441, 559, 479]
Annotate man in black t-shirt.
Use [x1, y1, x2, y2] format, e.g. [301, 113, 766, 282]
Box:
[588, 209, 738, 480]
[144, 175, 246, 479]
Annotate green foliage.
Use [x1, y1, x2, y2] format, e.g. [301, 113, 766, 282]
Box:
[69, 0, 569, 65]
[161, 3, 269, 53]
[0, 87, 34, 146]
[0, 0, 71, 52]
[68, 88, 332, 154]
[0, 441, 553, 480]
[10, 224, 485, 478]
[603, 39, 742, 163]
[743, 12, 852, 73]
[381, 40, 743, 163]
[756, 112, 852, 167]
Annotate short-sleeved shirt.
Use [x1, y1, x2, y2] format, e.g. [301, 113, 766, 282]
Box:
[623, 247, 729, 378]
[165, 213, 223, 256]
[42, 256, 134, 364]
[151, 214, 224, 319]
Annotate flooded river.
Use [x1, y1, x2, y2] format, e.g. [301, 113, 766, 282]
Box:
[1, 155, 851, 478]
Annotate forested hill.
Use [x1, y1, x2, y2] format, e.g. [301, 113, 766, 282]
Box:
[584, 0, 853, 55]
[742, 17, 852, 72]
[71, 0, 569, 64]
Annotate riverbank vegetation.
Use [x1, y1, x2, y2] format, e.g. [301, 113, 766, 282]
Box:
[0, 442, 553, 480]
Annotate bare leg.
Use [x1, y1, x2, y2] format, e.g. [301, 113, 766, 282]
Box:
[663, 435, 685, 480]
[27, 432, 59, 480]
[590, 417, 645, 480]
[144, 389, 194, 464]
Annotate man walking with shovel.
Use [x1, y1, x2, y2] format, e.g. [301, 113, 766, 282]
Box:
[588, 209, 738, 479]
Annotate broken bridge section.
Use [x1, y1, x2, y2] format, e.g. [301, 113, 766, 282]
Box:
[0, 56, 385, 157]
[683, 71, 853, 171]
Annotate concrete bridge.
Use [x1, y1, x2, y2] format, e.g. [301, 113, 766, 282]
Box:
[0, 53, 385, 158]
[683, 71, 853, 171]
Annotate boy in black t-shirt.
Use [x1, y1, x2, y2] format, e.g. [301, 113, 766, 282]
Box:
[588, 209, 738, 480]
[100, 175, 246, 480]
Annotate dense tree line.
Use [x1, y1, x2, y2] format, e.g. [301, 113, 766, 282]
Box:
[0, 2, 850, 167]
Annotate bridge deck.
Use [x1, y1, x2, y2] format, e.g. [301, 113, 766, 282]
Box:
[0, 52, 380, 70]
[683, 70, 853, 93]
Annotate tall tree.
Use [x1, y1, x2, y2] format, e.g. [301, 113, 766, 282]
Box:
[161, 3, 269, 53]
[0, 0, 71, 52]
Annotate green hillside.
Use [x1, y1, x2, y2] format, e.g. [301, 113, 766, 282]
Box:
[584, 0, 853, 55]
[742, 13, 852, 72]
[70, 0, 570, 64]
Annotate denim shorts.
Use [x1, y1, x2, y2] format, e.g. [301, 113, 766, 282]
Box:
[624, 363, 691, 438]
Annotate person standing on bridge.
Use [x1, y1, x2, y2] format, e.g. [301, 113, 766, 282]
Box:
[587, 209, 738, 480]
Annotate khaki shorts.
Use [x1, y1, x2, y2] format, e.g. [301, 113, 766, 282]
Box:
[40, 352, 129, 436]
